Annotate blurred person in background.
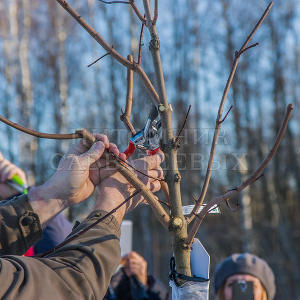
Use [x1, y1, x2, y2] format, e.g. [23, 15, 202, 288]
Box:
[214, 253, 276, 300]
[104, 251, 170, 300]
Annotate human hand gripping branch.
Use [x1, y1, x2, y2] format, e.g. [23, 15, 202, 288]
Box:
[28, 134, 120, 225]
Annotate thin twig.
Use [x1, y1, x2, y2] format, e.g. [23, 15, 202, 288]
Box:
[120, 55, 136, 135]
[99, 0, 147, 23]
[152, 0, 158, 25]
[55, 0, 159, 104]
[219, 105, 233, 124]
[0, 114, 82, 140]
[187, 2, 274, 225]
[158, 199, 170, 208]
[186, 103, 293, 246]
[138, 21, 145, 65]
[236, 42, 259, 57]
[56, 0, 129, 66]
[87, 52, 110, 67]
[130, 0, 146, 23]
[225, 198, 239, 212]
[38, 189, 141, 257]
[175, 105, 191, 143]
[99, 0, 130, 4]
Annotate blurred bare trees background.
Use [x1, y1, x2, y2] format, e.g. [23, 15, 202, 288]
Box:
[0, 0, 299, 298]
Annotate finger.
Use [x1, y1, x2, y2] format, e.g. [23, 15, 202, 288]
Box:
[129, 264, 146, 272]
[80, 141, 106, 166]
[8, 167, 27, 184]
[128, 262, 146, 272]
[0, 159, 27, 184]
[128, 258, 145, 266]
[149, 180, 161, 193]
[119, 152, 127, 161]
[127, 251, 140, 260]
[148, 167, 164, 180]
[0, 160, 8, 181]
[0, 164, 15, 182]
[17, 169, 27, 185]
[2, 166, 18, 182]
[123, 267, 133, 277]
[141, 152, 165, 170]
[108, 143, 120, 157]
[0, 152, 3, 161]
[122, 253, 129, 260]
[93, 134, 110, 148]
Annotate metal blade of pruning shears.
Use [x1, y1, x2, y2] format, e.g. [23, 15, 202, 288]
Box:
[123, 105, 161, 159]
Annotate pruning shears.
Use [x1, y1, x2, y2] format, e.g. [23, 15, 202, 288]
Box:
[122, 106, 170, 203]
[123, 105, 161, 159]
[7, 174, 28, 195]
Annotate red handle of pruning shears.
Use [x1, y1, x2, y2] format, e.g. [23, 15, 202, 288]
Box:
[147, 147, 160, 156]
[123, 140, 136, 159]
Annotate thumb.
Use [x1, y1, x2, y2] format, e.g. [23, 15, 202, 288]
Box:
[79, 141, 105, 167]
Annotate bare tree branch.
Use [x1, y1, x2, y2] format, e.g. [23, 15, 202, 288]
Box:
[186, 103, 293, 246]
[175, 104, 191, 144]
[152, 0, 158, 25]
[0, 114, 82, 140]
[99, 0, 146, 23]
[187, 2, 274, 224]
[236, 42, 259, 57]
[99, 0, 130, 4]
[87, 51, 111, 68]
[129, 0, 146, 23]
[56, 0, 129, 65]
[120, 55, 136, 135]
[219, 105, 233, 124]
[137, 21, 145, 65]
[55, 0, 159, 104]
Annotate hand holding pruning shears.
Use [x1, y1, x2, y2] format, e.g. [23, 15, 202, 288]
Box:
[123, 106, 170, 203]
[0, 152, 28, 199]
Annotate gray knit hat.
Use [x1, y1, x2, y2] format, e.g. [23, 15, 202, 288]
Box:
[214, 253, 276, 300]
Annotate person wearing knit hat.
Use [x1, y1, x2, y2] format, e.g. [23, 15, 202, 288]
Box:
[214, 253, 276, 300]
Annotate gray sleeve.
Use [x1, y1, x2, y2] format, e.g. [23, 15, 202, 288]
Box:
[0, 210, 121, 300]
[0, 194, 42, 256]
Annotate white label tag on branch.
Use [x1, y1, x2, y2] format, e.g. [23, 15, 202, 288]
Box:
[182, 204, 220, 215]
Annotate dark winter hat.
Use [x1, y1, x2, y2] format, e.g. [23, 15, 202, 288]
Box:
[214, 253, 276, 300]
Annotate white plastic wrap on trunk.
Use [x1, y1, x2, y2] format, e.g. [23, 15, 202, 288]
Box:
[169, 239, 210, 299]
[169, 280, 209, 300]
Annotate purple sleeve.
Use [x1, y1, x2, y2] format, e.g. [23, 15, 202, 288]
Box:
[34, 213, 73, 254]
